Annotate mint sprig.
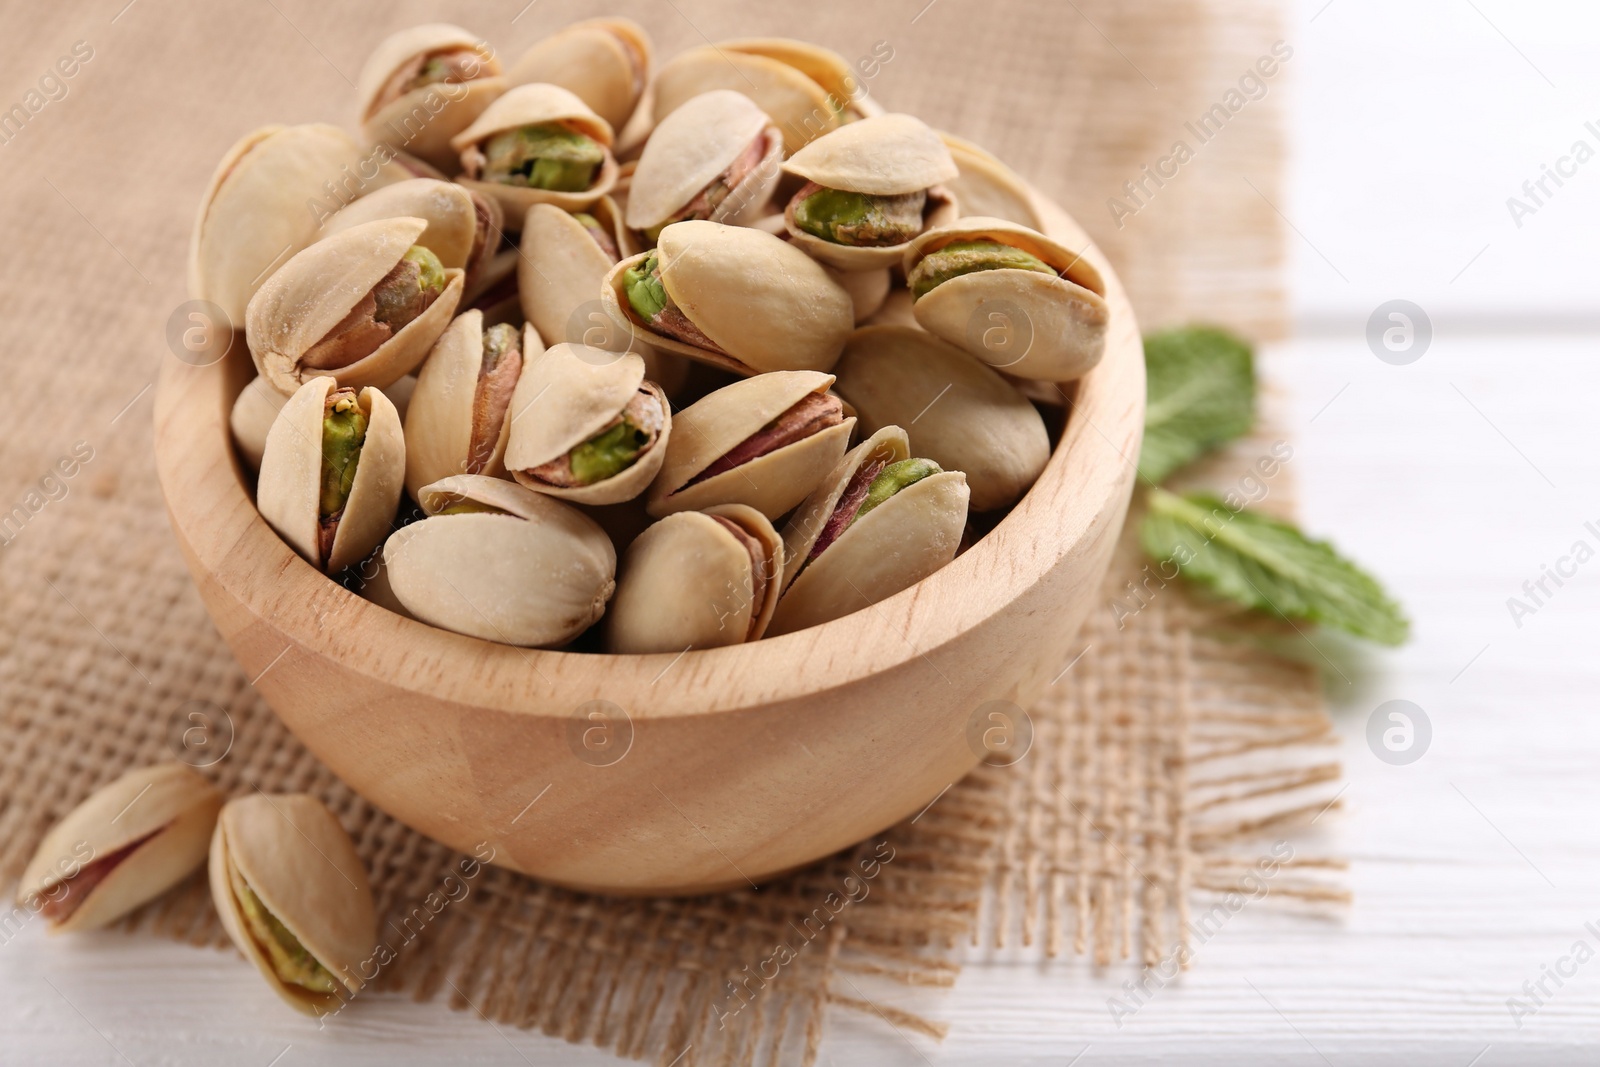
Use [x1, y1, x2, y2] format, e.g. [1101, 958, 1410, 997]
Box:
[1140, 327, 1255, 484]
[1140, 488, 1410, 646]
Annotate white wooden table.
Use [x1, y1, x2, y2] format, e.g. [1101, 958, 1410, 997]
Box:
[7, 1, 1600, 1062]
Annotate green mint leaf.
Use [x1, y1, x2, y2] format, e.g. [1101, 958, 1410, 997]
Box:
[1140, 326, 1256, 484]
[1140, 488, 1410, 646]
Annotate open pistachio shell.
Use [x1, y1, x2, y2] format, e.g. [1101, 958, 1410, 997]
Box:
[404, 314, 543, 499]
[450, 83, 618, 222]
[258, 377, 406, 574]
[768, 445, 969, 637]
[832, 325, 1048, 512]
[321, 178, 501, 286]
[209, 794, 375, 1016]
[606, 504, 783, 653]
[778, 424, 906, 591]
[653, 38, 875, 153]
[357, 24, 507, 175]
[782, 113, 960, 270]
[230, 376, 291, 470]
[506, 18, 652, 134]
[246, 217, 465, 393]
[602, 220, 854, 376]
[904, 216, 1109, 382]
[504, 344, 671, 505]
[625, 90, 783, 235]
[383, 481, 616, 647]
[646, 370, 854, 519]
[520, 199, 633, 346]
[17, 764, 222, 934]
[189, 124, 406, 323]
[940, 131, 1045, 230]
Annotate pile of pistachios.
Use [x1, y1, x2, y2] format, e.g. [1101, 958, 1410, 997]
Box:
[201, 20, 1111, 652]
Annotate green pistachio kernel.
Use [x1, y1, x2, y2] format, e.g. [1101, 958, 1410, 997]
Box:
[404, 244, 446, 293]
[481, 322, 519, 370]
[623, 252, 667, 321]
[851, 458, 942, 526]
[483, 124, 603, 192]
[907, 240, 1055, 300]
[436, 500, 500, 516]
[569, 417, 651, 485]
[319, 396, 368, 518]
[793, 188, 878, 243]
[236, 880, 338, 994]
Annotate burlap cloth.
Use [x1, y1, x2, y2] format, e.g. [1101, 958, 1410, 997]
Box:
[0, 1, 1346, 1063]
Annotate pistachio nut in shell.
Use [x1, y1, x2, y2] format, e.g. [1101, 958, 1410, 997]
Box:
[904, 216, 1109, 382]
[247, 216, 464, 393]
[782, 113, 960, 271]
[189, 124, 407, 323]
[18, 763, 222, 934]
[506, 18, 652, 135]
[321, 178, 502, 288]
[603, 220, 854, 376]
[209, 794, 375, 1015]
[625, 90, 784, 240]
[939, 131, 1045, 230]
[827, 265, 892, 324]
[451, 83, 618, 222]
[404, 313, 540, 499]
[607, 504, 783, 653]
[832, 325, 1048, 512]
[646, 370, 854, 519]
[653, 38, 878, 154]
[768, 426, 968, 636]
[230, 376, 290, 471]
[518, 199, 635, 347]
[357, 23, 507, 175]
[384, 478, 616, 647]
[505, 344, 672, 506]
[257, 377, 405, 575]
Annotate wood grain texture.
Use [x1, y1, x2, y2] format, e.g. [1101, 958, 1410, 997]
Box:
[152, 195, 1144, 895]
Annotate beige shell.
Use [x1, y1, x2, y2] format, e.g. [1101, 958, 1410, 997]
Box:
[404, 314, 544, 500]
[606, 504, 784, 654]
[209, 794, 375, 1015]
[246, 217, 465, 393]
[653, 38, 876, 154]
[504, 344, 671, 505]
[863, 287, 917, 329]
[781, 114, 959, 271]
[17, 763, 222, 933]
[905, 216, 1109, 382]
[321, 178, 502, 285]
[831, 325, 1048, 512]
[506, 18, 652, 134]
[383, 483, 616, 647]
[230, 376, 291, 470]
[257, 377, 406, 574]
[189, 124, 407, 324]
[646, 370, 854, 519]
[602, 220, 854, 376]
[451, 83, 618, 222]
[768, 440, 969, 637]
[519, 199, 637, 349]
[827, 265, 892, 324]
[358, 24, 507, 175]
[625, 90, 783, 233]
[940, 131, 1045, 230]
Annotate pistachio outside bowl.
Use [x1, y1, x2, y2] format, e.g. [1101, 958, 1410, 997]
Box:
[153, 193, 1143, 896]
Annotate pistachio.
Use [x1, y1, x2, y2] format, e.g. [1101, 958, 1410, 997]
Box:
[646, 370, 855, 519]
[939, 131, 1046, 230]
[904, 217, 1109, 382]
[357, 24, 507, 175]
[603, 221, 854, 376]
[451, 83, 618, 223]
[230, 376, 291, 471]
[625, 90, 783, 241]
[768, 425, 969, 635]
[258, 377, 406, 574]
[506, 18, 653, 134]
[209, 793, 375, 1015]
[482, 123, 605, 191]
[17, 763, 222, 934]
[247, 217, 464, 394]
[606, 504, 784, 653]
[320, 178, 502, 289]
[831, 325, 1048, 512]
[386, 476, 617, 647]
[781, 114, 960, 271]
[504, 344, 671, 506]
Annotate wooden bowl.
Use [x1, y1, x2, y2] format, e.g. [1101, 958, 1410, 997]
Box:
[154, 193, 1143, 896]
